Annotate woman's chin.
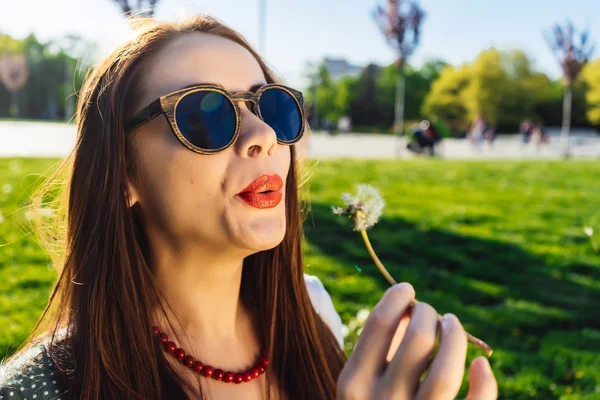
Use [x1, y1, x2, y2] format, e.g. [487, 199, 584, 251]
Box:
[241, 225, 286, 253]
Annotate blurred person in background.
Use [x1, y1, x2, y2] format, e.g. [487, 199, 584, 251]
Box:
[0, 15, 497, 400]
[337, 115, 351, 134]
[520, 119, 535, 144]
[407, 119, 442, 156]
[532, 123, 551, 149]
[468, 113, 489, 150]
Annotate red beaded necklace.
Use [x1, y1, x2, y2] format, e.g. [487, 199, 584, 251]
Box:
[153, 326, 269, 384]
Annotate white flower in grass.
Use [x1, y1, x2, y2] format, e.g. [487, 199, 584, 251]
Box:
[584, 227, 594, 237]
[356, 308, 370, 325]
[9, 160, 22, 174]
[341, 324, 350, 338]
[331, 184, 385, 231]
[2, 184, 12, 194]
[348, 319, 358, 332]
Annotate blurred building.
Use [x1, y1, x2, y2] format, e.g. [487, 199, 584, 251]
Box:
[323, 57, 363, 81]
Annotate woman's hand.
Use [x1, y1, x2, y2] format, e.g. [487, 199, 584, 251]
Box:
[337, 283, 498, 400]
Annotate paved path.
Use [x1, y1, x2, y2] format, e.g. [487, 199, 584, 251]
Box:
[1, 121, 599, 159]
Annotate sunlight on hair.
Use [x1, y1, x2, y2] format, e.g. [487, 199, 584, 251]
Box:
[93, 14, 153, 64]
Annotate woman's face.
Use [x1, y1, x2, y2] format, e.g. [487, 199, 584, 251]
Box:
[127, 32, 291, 257]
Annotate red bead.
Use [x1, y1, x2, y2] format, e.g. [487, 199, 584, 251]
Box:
[183, 355, 194, 367]
[212, 369, 224, 381]
[174, 348, 185, 360]
[202, 366, 214, 378]
[223, 372, 234, 383]
[152, 326, 160, 334]
[192, 361, 203, 373]
[164, 341, 176, 353]
[158, 340, 269, 384]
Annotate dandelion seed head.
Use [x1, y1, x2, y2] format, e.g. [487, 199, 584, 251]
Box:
[333, 184, 385, 231]
[331, 206, 346, 215]
[341, 193, 357, 206]
[584, 226, 594, 237]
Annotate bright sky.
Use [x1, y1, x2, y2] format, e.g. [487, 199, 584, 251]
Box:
[1, 0, 599, 88]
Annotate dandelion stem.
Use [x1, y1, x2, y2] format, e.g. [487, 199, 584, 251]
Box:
[359, 228, 494, 357]
[360, 229, 396, 286]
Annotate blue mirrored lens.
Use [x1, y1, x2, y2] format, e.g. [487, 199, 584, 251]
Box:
[259, 88, 302, 142]
[175, 91, 236, 150]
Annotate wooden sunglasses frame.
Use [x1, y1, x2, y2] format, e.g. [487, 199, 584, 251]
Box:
[125, 83, 306, 154]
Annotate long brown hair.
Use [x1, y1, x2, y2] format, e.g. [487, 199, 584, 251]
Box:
[8, 15, 346, 399]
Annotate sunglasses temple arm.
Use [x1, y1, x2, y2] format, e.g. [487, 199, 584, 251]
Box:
[125, 99, 164, 133]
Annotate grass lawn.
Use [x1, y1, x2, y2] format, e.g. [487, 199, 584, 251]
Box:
[1, 158, 599, 399]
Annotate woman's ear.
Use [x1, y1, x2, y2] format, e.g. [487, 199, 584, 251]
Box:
[126, 179, 141, 208]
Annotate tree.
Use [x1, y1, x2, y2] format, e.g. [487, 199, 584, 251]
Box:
[581, 59, 600, 127]
[0, 33, 86, 120]
[545, 21, 595, 156]
[112, 0, 160, 17]
[0, 35, 28, 118]
[376, 60, 447, 128]
[373, 0, 425, 155]
[0, 55, 28, 117]
[462, 48, 511, 126]
[422, 65, 470, 130]
[350, 64, 383, 127]
[314, 63, 339, 126]
[423, 49, 560, 133]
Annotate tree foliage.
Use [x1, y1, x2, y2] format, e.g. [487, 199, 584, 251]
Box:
[0, 33, 86, 120]
[581, 59, 600, 126]
[307, 58, 445, 131]
[423, 48, 589, 132]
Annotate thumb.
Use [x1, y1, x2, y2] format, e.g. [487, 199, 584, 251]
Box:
[466, 356, 498, 400]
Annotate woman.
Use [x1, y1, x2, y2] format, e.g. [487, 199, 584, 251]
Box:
[0, 15, 497, 399]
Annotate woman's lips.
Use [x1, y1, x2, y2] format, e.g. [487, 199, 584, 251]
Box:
[237, 174, 283, 209]
[238, 191, 282, 209]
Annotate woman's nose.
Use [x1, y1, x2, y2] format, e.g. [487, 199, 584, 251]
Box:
[235, 108, 278, 158]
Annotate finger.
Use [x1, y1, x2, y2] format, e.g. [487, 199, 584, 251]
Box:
[345, 283, 416, 382]
[385, 311, 411, 363]
[416, 314, 467, 400]
[465, 357, 498, 400]
[381, 302, 439, 397]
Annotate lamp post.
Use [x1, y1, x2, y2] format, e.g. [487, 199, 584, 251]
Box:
[373, 0, 425, 157]
[544, 22, 594, 158]
[258, 0, 267, 56]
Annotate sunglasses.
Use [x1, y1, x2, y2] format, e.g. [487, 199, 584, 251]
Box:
[125, 83, 306, 154]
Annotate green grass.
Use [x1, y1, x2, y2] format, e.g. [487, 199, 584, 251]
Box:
[1, 158, 599, 399]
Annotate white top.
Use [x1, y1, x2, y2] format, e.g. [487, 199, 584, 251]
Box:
[304, 274, 344, 348]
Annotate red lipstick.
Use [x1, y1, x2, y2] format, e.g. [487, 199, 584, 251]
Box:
[237, 174, 283, 209]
